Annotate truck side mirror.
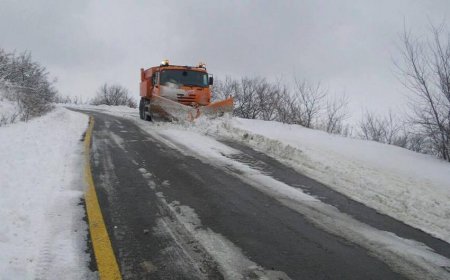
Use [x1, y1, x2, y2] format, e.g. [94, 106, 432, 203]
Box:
[209, 76, 214, 85]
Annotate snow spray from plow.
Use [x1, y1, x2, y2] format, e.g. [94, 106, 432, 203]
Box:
[150, 95, 233, 121]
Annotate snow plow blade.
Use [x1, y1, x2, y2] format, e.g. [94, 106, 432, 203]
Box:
[199, 97, 234, 118]
[150, 95, 233, 121]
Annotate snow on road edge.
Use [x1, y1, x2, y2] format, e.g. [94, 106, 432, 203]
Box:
[206, 117, 450, 244]
[159, 129, 450, 280]
[0, 107, 95, 279]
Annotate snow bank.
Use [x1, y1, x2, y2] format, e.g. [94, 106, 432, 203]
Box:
[159, 129, 450, 279]
[0, 107, 94, 279]
[203, 117, 450, 243]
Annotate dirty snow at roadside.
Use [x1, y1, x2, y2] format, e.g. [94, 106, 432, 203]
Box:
[0, 106, 94, 279]
[69, 104, 450, 244]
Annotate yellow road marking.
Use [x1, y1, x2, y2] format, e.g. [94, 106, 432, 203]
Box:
[84, 116, 122, 280]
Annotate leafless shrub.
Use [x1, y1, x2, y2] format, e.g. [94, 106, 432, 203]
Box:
[258, 79, 285, 121]
[54, 94, 86, 105]
[0, 48, 57, 121]
[214, 77, 283, 121]
[53, 94, 73, 104]
[291, 79, 327, 128]
[0, 114, 8, 126]
[275, 87, 296, 124]
[0, 111, 19, 127]
[405, 130, 430, 153]
[91, 83, 137, 108]
[232, 77, 261, 119]
[214, 76, 351, 135]
[321, 93, 350, 134]
[358, 110, 409, 147]
[212, 77, 237, 101]
[359, 111, 386, 142]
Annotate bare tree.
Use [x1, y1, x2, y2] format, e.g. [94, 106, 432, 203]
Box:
[219, 77, 283, 120]
[395, 24, 450, 161]
[358, 109, 409, 147]
[91, 83, 137, 108]
[322, 93, 350, 134]
[214, 76, 353, 136]
[257, 79, 284, 121]
[215, 76, 335, 128]
[234, 77, 261, 119]
[212, 76, 238, 101]
[359, 110, 386, 142]
[54, 94, 88, 105]
[405, 130, 429, 153]
[292, 79, 327, 128]
[276, 88, 295, 124]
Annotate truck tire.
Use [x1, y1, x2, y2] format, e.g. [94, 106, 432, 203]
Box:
[139, 98, 145, 120]
[143, 99, 152, 121]
[145, 110, 152, 121]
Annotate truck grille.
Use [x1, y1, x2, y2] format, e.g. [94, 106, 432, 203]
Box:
[177, 93, 197, 105]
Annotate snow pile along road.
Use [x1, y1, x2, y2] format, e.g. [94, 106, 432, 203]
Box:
[0, 107, 94, 279]
[158, 128, 450, 280]
[203, 117, 450, 244]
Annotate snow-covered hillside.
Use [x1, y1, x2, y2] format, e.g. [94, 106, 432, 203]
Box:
[0, 106, 94, 279]
[75, 105, 450, 244]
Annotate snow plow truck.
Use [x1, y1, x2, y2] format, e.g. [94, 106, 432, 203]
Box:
[139, 60, 233, 121]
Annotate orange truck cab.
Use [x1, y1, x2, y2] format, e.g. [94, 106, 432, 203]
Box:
[140, 60, 213, 106]
[139, 60, 232, 121]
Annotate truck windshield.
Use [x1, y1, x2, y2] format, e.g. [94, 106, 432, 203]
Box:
[160, 70, 208, 87]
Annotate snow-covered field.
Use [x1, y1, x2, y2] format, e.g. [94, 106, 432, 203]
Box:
[74, 104, 450, 245]
[0, 105, 94, 279]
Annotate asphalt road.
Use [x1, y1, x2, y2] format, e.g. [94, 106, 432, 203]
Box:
[83, 110, 450, 280]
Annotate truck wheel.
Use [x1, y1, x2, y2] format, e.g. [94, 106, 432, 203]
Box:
[145, 109, 152, 121]
[144, 99, 152, 121]
[139, 99, 145, 120]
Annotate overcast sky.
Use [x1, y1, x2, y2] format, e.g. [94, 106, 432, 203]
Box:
[1, 0, 449, 117]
